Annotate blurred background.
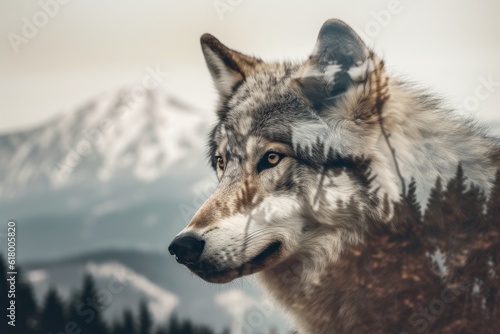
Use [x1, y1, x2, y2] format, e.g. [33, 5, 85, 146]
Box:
[0, 1, 499, 333]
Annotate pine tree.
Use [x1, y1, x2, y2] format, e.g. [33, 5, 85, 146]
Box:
[486, 170, 500, 225]
[153, 326, 168, 334]
[423, 176, 447, 258]
[111, 320, 125, 334]
[15, 268, 38, 334]
[68, 274, 108, 334]
[447, 163, 467, 196]
[463, 183, 486, 229]
[424, 176, 445, 228]
[39, 289, 66, 334]
[139, 301, 153, 334]
[122, 309, 136, 334]
[179, 319, 194, 334]
[67, 292, 83, 334]
[167, 313, 181, 333]
[442, 164, 470, 271]
[406, 178, 422, 224]
[437, 165, 495, 332]
[484, 170, 500, 323]
[443, 163, 468, 225]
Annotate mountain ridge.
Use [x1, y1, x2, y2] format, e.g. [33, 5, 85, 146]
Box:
[0, 87, 210, 199]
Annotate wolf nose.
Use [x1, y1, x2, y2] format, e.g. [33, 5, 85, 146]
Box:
[168, 234, 205, 265]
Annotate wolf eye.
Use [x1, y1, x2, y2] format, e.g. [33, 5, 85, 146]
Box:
[216, 156, 225, 170]
[258, 152, 285, 173]
[267, 153, 280, 165]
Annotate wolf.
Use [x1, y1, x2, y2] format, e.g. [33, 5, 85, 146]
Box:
[168, 19, 500, 333]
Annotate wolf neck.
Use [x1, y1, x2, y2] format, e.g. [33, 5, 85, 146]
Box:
[256, 251, 364, 333]
[374, 81, 497, 204]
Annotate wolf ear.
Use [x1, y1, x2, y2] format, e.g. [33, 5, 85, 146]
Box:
[201, 34, 261, 99]
[296, 19, 369, 108]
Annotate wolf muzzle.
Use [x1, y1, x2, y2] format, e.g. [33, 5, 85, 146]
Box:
[168, 234, 205, 265]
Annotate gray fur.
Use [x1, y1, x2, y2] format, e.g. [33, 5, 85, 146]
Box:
[171, 19, 500, 333]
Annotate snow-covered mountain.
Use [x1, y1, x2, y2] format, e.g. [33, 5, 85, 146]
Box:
[0, 88, 211, 198]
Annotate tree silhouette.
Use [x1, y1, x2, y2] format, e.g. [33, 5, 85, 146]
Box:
[487, 170, 500, 222]
[165, 313, 181, 333]
[122, 309, 136, 334]
[153, 313, 219, 334]
[139, 301, 153, 334]
[327, 163, 500, 333]
[39, 289, 66, 334]
[15, 268, 38, 334]
[111, 320, 125, 334]
[486, 199, 500, 325]
[67, 274, 108, 334]
[340, 183, 446, 333]
[406, 177, 422, 224]
[442, 164, 468, 227]
[425, 177, 445, 220]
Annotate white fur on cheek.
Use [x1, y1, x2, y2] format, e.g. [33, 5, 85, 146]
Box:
[202, 194, 304, 267]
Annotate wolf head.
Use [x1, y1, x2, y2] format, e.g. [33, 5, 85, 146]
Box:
[169, 19, 404, 283]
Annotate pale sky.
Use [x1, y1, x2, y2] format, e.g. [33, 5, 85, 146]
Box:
[1, 0, 500, 134]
